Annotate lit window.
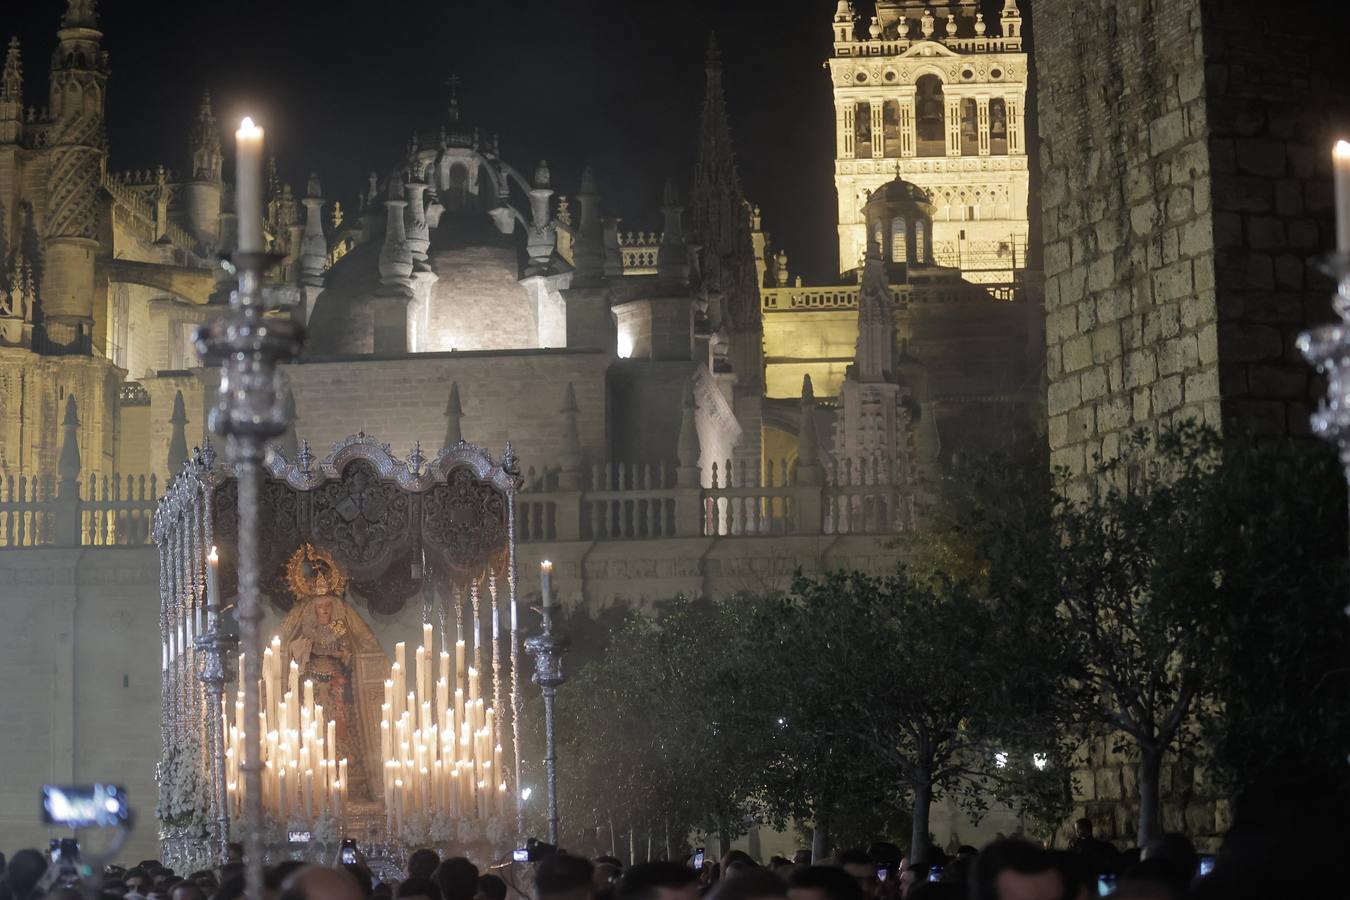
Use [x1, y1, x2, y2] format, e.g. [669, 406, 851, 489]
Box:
[891, 216, 907, 262]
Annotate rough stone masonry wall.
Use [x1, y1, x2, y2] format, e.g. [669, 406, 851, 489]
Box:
[1038, 0, 1220, 485]
[1201, 0, 1350, 436]
[1036, 0, 1350, 847]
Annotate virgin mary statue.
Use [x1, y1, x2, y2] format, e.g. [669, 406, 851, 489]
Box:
[276, 545, 388, 803]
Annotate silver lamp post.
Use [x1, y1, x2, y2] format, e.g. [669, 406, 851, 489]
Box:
[525, 562, 568, 846]
[196, 248, 303, 897]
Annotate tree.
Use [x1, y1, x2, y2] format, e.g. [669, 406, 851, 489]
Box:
[551, 596, 770, 859]
[754, 569, 1052, 863]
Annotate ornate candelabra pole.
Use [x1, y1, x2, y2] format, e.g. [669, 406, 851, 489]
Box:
[196, 583, 239, 862]
[525, 562, 567, 845]
[197, 116, 302, 898]
[1298, 252, 1350, 562]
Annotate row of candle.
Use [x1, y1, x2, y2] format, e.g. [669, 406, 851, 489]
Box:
[223, 640, 348, 826]
[161, 547, 222, 670]
[380, 623, 507, 834]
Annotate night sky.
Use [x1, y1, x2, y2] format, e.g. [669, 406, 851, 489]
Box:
[5, 1, 1022, 283]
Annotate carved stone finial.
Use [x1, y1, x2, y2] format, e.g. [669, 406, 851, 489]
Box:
[1, 38, 21, 102]
[533, 160, 551, 189]
[62, 0, 98, 29]
[58, 395, 81, 484]
[278, 388, 299, 458]
[168, 390, 190, 474]
[445, 382, 464, 447]
[798, 374, 820, 469]
[921, 7, 936, 38]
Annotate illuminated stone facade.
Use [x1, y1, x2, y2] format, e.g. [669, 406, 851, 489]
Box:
[828, 0, 1030, 282]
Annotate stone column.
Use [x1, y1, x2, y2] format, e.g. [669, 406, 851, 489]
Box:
[1007, 96, 1023, 154]
[54, 395, 82, 547]
[898, 88, 917, 157]
[977, 97, 991, 155]
[945, 96, 963, 156]
[870, 98, 885, 159]
[842, 102, 856, 158]
[794, 375, 824, 535]
[554, 383, 583, 541]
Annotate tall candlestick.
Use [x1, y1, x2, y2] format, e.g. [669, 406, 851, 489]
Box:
[1336, 141, 1350, 254]
[206, 546, 221, 626]
[540, 559, 553, 608]
[235, 118, 265, 253]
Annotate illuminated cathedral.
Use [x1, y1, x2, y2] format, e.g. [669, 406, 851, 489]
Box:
[0, 0, 1039, 527]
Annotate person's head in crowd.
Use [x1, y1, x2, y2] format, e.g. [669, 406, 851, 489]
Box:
[1045, 851, 1091, 900]
[397, 878, 442, 900]
[342, 864, 373, 899]
[476, 874, 507, 900]
[1119, 859, 1188, 900]
[616, 861, 701, 900]
[5, 850, 49, 900]
[266, 861, 307, 894]
[170, 881, 207, 900]
[103, 878, 130, 898]
[435, 858, 481, 900]
[719, 851, 757, 880]
[705, 869, 788, 900]
[535, 855, 595, 900]
[937, 856, 973, 889]
[594, 858, 622, 873]
[836, 850, 877, 900]
[211, 876, 246, 900]
[124, 867, 153, 895]
[1139, 834, 1196, 885]
[137, 862, 162, 874]
[279, 866, 365, 900]
[50, 887, 84, 900]
[791, 851, 811, 868]
[954, 848, 978, 861]
[971, 839, 1063, 900]
[408, 850, 441, 882]
[898, 886, 959, 900]
[372, 883, 393, 900]
[593, 862, 621, 890]
[786, 864, 864, 900]
[1073, 819, 1094, 842]
[216, 863, 244, 887]
[896, 864, 927, 899]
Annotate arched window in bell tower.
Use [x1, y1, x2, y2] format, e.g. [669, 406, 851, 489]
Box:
[960, 99, 979, 156]
[855, 101, 873, 159]
[990, 98, 1008, 154]
[883, 100, 902, 157]
[915, 218, 927, 264]
[890, 216, 907, 263]
[915, 75, 945, 157]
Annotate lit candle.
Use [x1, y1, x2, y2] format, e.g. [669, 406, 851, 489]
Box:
[540, 559, 553, 608]
[1336, 140, 1350, 254]
[206, 546, 220, 625]
[235, 117, 265, 253]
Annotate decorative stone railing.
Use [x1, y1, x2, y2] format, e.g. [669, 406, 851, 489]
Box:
[0, 397, 159, 548]
[514, 451, 913, 542]
[618, 231, 662, 275]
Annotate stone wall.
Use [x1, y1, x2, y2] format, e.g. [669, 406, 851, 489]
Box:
[1039, 0, 1350, 480]
[1038, 0, 1220, 483]
[0, 548, 162, 862]
[1035, 0, 1350, 846]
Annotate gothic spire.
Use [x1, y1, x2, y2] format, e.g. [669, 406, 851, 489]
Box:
[62, 0, 98, 29]
[190, 89, 222, 183]
[1, 38, 20, 101]
[691, 32, 747, 257]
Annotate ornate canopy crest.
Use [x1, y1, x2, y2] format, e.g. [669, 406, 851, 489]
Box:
[284, 543, 349, 600]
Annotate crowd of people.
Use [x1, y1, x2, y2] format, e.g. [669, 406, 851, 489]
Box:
[0, 815, 1235, 900]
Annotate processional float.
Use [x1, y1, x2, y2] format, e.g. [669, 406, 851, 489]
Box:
[153, 435, 525, 872]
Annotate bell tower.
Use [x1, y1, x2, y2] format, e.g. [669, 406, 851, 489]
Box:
[827, 1, 1029, 284]
[40, 0, 109, 353]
